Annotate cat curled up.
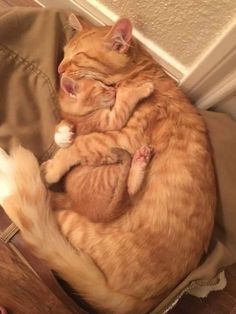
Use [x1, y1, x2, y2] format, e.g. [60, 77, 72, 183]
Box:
[0, 14, 216, 314]
[50, 76, 154, 222]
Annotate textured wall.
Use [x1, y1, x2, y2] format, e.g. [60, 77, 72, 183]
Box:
[99, 0, 236, 68]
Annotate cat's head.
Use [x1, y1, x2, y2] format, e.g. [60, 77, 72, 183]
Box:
[58, 14, 137, 84]
[60, 76, 116, 116]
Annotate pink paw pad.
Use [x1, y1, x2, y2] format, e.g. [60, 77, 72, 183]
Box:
[133, 146, 154, 166]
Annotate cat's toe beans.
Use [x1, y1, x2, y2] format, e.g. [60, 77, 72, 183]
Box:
[143, 146, 155, 160]
[134, 146, 154, 165]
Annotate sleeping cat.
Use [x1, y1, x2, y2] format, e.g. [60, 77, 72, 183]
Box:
[0, 15, 216, 314]
[50, 76, 154, 222]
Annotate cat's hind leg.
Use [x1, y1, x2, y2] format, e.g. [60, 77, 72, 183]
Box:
[41, 141, 122, 185]
[101, 148, 132, 222]
[127, 146, 154, 196]
[64, 148, 132, 223]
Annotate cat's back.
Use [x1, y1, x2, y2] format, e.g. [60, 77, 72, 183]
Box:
[118, 107, 214, 296]
[63, 98, 215, 300]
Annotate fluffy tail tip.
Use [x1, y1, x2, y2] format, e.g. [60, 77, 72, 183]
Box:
[0, 146, 40, 205]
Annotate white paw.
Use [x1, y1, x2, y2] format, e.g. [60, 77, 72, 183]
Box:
[54, 125, 74, 148]
[0, 148, 14, 204]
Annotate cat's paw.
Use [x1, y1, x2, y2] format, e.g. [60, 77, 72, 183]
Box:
[41, 159, 63, 185]
[54, 123, 75, 148]
[132, 145, 154, 169]
[139, 82, 155, 98]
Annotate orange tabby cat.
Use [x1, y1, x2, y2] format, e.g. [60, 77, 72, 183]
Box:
[0, 15, 216, 314]
[51, 76, 154, 222]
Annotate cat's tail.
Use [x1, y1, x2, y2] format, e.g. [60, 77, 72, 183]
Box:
[0, 146, 146, 313]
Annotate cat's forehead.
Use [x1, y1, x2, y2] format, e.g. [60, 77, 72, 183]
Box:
[60, 24, 136, 84]
[65, 27, 109, 52]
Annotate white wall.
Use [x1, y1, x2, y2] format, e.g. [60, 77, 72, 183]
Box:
[99, 0, 236, 69]
[37, 0, 236, 110]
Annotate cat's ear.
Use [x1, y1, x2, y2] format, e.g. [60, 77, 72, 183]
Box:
[103, 18, 132, 53]
[60, 76, 77, 98]
[69, 13, 83, 32]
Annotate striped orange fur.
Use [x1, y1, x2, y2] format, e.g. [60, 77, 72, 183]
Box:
[0, 16, 216, 314]
[51, 77, 154, 222]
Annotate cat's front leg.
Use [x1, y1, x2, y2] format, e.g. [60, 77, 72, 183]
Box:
[129, 81, 154, 102]
[118, 81, 154, 105]
[41, 143, 82, 184]
[41, 133, 123, 184]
